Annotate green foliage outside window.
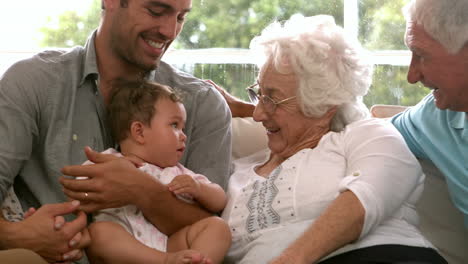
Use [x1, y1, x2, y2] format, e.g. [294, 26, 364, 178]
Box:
[38, 0, 428, 107]
[40, 0, 101, 48]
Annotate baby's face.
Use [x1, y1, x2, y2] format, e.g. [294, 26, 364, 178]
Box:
[142, 98, 187, 167]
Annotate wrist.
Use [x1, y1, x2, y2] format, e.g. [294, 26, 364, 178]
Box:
[133, 171, 166, 209]
[232, 101, 255, 118]
[0, 219, 25, 249]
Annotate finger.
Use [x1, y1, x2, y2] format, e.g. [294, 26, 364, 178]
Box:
[61, 210, 88, 238]
[168, 184, 184, 192]
[76, 227, 91, 249]
[204, 79, 216, 86]
[68, 230, 82, 248]
[84, 146, 118, 164]
[76, 202, 101, 213]
[23, 207, 36, 218]
[42, 200, 80, 217]
[62, 187, 95, 203]
[60, 176, 96, 193]
[173, 187, 191, 195]
[205, 80, 222, 92]
[167, 182, 179, 189]
[61, 162, 100, 178]
[123, 156, 144, 167]
[62, 249, 81, 262]
[54, 215, 66, 230]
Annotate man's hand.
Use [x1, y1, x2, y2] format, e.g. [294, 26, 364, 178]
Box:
[60, 147, 149, 212]
[5, 201, 90, 263]
[167, 174, 201, 198]
[205, 79, 255, 118]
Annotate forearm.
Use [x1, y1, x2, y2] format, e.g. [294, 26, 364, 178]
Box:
[284, 191, 364, 263]
[231, 101, 255, 118]
[0, 217, 20, 249]
[196, 184, 227, 213]
[136, 176, 211, 235]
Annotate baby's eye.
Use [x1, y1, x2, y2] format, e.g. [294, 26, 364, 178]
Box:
[171, 122, 178, 128]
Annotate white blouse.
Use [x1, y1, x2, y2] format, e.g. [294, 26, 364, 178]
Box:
[221, 119, 434, 263]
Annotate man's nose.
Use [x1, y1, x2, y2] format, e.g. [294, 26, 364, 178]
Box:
[407, 55, 422, 84]
[158, 16, 179, 40]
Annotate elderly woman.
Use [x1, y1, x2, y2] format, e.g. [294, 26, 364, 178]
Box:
[215, 15, 447, 264]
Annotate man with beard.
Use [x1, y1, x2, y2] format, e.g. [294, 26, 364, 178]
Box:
[0, 0, 231, 263]
[391, 0, 468, 229]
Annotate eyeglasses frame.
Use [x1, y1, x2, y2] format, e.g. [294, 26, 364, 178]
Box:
[246, 83, 296, 113]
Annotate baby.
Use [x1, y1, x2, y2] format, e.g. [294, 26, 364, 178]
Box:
[84, 80, 231, 264]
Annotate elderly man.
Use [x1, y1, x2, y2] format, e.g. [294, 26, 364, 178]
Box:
[0, 0, 231, 263]
[391, 0, 468, 228]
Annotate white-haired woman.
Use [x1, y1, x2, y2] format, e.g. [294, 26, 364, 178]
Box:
[213, 14, 447, 264]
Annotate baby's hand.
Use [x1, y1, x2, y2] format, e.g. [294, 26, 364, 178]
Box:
[167, 174, 201, 198]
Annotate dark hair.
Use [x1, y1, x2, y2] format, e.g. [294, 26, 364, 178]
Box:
[108, 79, 181, 143]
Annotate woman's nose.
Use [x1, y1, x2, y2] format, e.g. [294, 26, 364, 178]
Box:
[253, 102, 267, 122]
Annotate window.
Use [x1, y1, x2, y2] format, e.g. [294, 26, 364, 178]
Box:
[0, 0, 426, 106]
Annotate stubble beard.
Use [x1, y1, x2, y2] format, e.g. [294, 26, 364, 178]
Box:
[110, 30, 160, 76]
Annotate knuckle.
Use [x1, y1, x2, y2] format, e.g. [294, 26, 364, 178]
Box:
[61, 229, 75, 241]
[71, 250, 84, 261]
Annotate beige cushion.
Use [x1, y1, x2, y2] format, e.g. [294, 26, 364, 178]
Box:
[231, 117, 267, 160]
[370, 104, 409, 118]
[0, 249, 47, 264]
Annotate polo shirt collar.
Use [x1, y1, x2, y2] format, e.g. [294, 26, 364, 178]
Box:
[449, 110, 467, 130]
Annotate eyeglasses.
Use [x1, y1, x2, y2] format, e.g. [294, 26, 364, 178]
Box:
[246, 83, 296, 114]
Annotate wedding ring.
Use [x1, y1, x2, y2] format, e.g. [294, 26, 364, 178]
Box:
[84, 192, 89, 198]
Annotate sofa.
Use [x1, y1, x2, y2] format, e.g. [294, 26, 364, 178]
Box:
[231, 112, 468, 264]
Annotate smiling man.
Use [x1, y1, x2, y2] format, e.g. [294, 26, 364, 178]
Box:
[391, 0, 468, 228]
[0, 0, 231, 263]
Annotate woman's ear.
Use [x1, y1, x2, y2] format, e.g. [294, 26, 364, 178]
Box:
[130, 121, 146, 144]
[326, 106, 338, 118]
[317, 106, 338, 128]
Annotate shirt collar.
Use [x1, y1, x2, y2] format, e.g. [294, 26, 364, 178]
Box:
[80, 30, 99, 87]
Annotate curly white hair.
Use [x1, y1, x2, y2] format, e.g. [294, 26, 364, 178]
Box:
[250, 14, 373, 131]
